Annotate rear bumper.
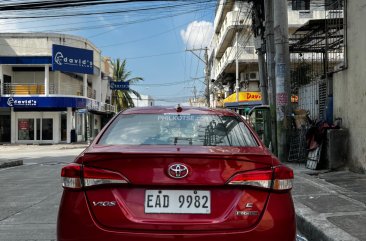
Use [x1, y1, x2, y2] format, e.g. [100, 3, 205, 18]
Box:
[57, 191, 296, 241]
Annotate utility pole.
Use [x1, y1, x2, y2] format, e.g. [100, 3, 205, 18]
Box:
[273, 0, 291, 162]
[235, 31, 239, 104]
[252, 0, 270, 147]
[204, 47, 210, 107]
[264, 0, 278, 155]
[187, 47, 210, 107]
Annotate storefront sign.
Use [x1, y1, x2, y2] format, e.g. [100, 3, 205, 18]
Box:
[1, 96, 85, 108]
[110, 81, 129, 90]
[223, 92, 262, 103]
[6, 97, 37, 107]
[52, 44, 93, 74]
[0, 96, 114, 113]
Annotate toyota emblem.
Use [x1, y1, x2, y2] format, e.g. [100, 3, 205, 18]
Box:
[168, 164, 189, 179]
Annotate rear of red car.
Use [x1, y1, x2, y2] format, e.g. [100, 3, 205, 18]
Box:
[57, 107, 296, 241]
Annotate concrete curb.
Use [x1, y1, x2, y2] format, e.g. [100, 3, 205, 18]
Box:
[59, 145, 89, 150]
[296, 211, 333, 241]
[0, 160, 23, 168]
[295, 203, 360, 241]
[290, 165, 363, 241]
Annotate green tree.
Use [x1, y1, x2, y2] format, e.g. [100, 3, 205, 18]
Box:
[112, 58, 143, 111]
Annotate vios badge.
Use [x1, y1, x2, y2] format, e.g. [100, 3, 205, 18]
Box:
[92, 201, 116, 207]
[168, 164, 189, 179]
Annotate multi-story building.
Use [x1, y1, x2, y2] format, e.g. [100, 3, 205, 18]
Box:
[209, 0, 258, 111]
[0, 33, 116, 144]
[209, 0, 329, 113]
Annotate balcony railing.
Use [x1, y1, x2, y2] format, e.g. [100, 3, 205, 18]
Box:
[215, 10, 250, 58]
[215, 45, 257, 77]
[87, 99, 117, 113]
[3, 83, 55, 95]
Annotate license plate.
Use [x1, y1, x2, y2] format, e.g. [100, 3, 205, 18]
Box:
[145, 190, 211, 214]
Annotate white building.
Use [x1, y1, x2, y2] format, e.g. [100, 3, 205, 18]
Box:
[132, 94, 154, 107]
[0, 33, 116, 144]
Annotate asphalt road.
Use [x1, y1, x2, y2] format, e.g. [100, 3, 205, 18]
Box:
[0, 148, 84, 241]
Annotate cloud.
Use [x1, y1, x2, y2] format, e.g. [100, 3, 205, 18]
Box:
[0, 19, 21, 33]
[97, 16, 117, 32]
[180, 21, 213, 49]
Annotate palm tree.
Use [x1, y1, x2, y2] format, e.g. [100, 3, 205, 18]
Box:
[112, 58, 143, 111]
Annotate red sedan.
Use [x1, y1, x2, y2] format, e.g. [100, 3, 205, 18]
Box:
[57, 106, 295, 241]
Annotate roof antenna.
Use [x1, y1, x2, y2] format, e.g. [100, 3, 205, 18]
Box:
[176, 104, 182, 113]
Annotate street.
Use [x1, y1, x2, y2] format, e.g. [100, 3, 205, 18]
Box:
[0, 147, 84, 241]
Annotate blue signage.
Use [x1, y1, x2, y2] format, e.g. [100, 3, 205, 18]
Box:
[0, 56, 52, 65]
[52, 44, 93, 74]
[110, 81, 129, 90]
[0, 96, 86, 109]
[0, 96, 114, 113]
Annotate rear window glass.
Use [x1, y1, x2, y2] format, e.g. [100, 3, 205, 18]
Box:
[98, 114, 258, 147]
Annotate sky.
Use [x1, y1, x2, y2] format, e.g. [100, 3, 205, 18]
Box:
[0, 1, 216, 106]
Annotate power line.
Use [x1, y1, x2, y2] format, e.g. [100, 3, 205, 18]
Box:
[0, 1, 215, 19]
[0, 0, 214, 11]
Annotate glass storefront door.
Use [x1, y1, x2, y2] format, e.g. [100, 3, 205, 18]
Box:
[17, 116, 54, 142]
[35, 118, 53, 141]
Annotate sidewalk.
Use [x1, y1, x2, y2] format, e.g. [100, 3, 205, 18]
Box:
[288, 163, 366, 241]
[0, 143, 89, 168]
[0, 143, 89, 152]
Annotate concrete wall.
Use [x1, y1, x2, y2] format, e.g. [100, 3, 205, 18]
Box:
[333, 1, 366, 173]
[2, 65, 12, 77]
[58, 73, 83, 96]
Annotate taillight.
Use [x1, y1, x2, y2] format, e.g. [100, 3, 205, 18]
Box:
[61, 163, 129, 189]
[273, 165, 294, 190]
[228, 169, 273, 189]
[227, 165, 293, 191]
[61, 163, 82, 189]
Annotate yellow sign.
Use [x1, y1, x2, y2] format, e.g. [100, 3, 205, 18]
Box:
[223, 92, 262, 103]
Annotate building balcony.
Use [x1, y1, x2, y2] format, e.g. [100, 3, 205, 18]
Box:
[287, 9, 342, 29]
[3, 82, 99, 99]
[87, 99, 117, 113]
[213, 0, 235, 34]
[215, 45, 257, 78]
[4, 83, 55, 95]
[215, 10, 251, 59]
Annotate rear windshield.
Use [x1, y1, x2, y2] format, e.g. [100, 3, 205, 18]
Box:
[98, 114, 258, 147]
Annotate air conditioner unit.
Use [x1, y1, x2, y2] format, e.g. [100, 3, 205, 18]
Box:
[247, 72, 259, 81]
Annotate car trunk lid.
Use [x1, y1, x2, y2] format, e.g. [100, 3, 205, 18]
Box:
[82, 145, 273, 231]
